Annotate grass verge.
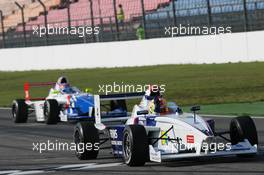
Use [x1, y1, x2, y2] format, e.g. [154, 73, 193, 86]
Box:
[182, 102, 264, 116]
[0, 62, 264, 111]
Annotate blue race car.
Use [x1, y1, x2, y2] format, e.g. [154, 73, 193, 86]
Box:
[12, 76, 142, 124]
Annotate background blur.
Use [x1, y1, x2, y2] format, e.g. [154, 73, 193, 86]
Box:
[0, 0, 264, 48]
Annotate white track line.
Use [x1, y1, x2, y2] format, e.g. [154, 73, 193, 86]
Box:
[73, 162, 123, 170]
[55, 163, 96, 170]
[0, 163, 123, 175]
[201, 114, 264, 119]
[1, 107, 263, 118]
[0, 107, 11, 110]
[0, 171, 20, 175]
[9, 171, 45, 175]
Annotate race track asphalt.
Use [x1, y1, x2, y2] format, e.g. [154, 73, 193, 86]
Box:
[0, 108, 264, 175]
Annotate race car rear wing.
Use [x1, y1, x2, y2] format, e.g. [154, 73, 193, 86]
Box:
[94, 92, 145, 130]
[99, 92, 145, 101]
[24, 82, 55, 102]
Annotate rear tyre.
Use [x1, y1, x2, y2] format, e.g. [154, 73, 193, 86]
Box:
[44, 99, 59, 124]
[12, 99, 28, 123]
[230, 115, 258, 157]
[123, 125, 149, 166]
[74, 122, 100, 160]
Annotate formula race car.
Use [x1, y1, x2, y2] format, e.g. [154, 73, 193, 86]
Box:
[73, 88, 258, 166]
[12, 77, 143, 124]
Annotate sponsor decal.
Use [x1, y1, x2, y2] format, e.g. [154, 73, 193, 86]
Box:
[111, 140, 122, 146]
[109, 129, 118, 139]
[161, 131, 168, 145]
[186, 135, 194, 143]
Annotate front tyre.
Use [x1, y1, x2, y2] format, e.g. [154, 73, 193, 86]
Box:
[44, 99, 59, 124]
[123, 125, 149, 166]
[74, 122, 100, 160]
[12, 99, 28, 123]
[230, 115, 258, 145]
[230, 115, 258, 157]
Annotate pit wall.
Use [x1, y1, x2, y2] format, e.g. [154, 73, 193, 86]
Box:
[0, 31, 264, 71]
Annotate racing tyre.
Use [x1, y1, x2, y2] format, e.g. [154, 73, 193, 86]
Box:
[123, 125, 149, 166]
[44, 99, 59, 124]
[74, 122, 100, 160]
[230, 115, 258, 146]
[12, 99, 28, 123]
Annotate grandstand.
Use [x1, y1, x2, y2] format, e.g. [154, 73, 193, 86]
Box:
[17, 0, 169, 31]
[0, 0, 32, 16]
[1, 0, 264, 48]
[0, 0, 61, 31]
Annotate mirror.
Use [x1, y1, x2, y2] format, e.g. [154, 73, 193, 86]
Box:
[190, 105, 200, 112]
[137, 110, 149, 115]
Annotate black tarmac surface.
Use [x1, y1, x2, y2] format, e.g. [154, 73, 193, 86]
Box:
[0, 109, 263, 175]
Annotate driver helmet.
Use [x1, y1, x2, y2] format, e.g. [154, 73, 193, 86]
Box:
[160, 98, 169, 114]
[55, 76, 70, 90]
[145, 85, 161, 100]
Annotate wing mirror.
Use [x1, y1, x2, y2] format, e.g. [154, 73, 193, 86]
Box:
[190, 105, 200, 112]
[190, 105, 200, 123]
[137, 110, 149, 115]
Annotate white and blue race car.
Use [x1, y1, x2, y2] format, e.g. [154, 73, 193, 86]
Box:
[12, 77, 141, 124]
[74, 89, 258, 166]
